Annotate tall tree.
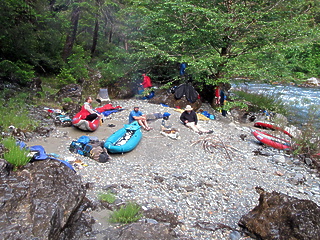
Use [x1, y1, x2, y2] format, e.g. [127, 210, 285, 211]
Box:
[121, 0, 318, 85]
[62, 0, 82, 62]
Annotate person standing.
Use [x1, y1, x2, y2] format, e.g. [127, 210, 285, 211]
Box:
[180, 105, 213, 134]
[141, 73, 152, 89]
[129, 106, 152, 131]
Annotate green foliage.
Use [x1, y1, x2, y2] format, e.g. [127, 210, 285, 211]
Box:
[109, 202, 142, 224]
[2, 137, 31, 170]
[231, 90, 287, 115]
[220, 100, 248, 112]
[56, 68, 77, 87]
[0, 60, 35, 84]
[120, 0, 317, 86]
[0, 0, 319, 89]
[292, 105, 320, 157]
[67, 45, 90, 81]
[98, 191, 116, 204]
[62, 97, 73, 103]
[0, 91, 39, 131]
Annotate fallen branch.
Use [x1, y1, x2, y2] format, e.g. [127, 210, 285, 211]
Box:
[191, 135, 233, 161]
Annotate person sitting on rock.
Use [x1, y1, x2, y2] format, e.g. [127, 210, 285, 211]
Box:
[82, 96, 102, 121]
[129, 106, 152, 131]
[180, 105, 213, 135]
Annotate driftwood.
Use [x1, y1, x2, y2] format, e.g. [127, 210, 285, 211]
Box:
[191, 136, 234, 161]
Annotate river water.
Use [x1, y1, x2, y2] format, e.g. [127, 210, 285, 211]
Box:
[232, 83, 320, 128]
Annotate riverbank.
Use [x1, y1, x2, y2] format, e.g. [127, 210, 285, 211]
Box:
[28, 99, 320, 239]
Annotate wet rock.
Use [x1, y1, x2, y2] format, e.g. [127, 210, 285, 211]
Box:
[35, 126, 54, 137]
[27, 77, 42, 92]
[229, 230, 242, 240]
[117, 222, 177, 240]
[300, 77, 320, 87]
[0, 159, 92, 240]
[56, 84, 82, 103]
[144, 207, 179, 228]
[62, 102, 81, 117]
[272, 154, 286, 164]
[288, 173, 306, 185]
[238, 187, 320, 240]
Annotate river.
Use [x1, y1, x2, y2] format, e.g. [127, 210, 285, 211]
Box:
[231, 83, 320, 128]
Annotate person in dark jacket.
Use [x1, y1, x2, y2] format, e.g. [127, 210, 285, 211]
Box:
[180, 105, 213, 134]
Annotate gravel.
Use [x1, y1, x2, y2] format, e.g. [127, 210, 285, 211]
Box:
[29, 99, 320, 239]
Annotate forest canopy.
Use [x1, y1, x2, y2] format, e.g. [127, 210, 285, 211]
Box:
[0, 0, 319, 88]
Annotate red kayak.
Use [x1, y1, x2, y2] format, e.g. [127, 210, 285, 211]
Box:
[254, 121, 293, 138]
[251, 129, 292, 150]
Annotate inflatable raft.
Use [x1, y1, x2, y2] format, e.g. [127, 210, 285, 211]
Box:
[72, 111, 100, 132]
[251, 129, 292, 150]
[254, 121, 293, 138]
[104, 121, 142, 153]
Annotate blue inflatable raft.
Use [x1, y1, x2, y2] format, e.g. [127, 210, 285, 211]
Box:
[104, 121, 142, 153]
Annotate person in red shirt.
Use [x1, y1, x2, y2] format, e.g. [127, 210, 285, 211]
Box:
[141, 73, 152, 89]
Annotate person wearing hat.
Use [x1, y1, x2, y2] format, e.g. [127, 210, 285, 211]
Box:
[129, 106, 152, 131]
[180, 105, 213, 134]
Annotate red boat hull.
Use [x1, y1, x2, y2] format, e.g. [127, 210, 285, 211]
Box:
[72, 111, 100, 131]
[252, 129, 292, 150]
[254, 121, 293, 138]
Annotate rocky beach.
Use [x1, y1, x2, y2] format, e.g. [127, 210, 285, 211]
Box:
[25, 98, 320, 240]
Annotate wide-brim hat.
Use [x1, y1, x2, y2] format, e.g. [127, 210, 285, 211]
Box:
[185, 105, 193, 111]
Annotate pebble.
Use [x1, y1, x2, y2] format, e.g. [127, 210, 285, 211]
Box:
[41, 99, 320, 240]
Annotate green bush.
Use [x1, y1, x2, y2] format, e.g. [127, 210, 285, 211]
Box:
[62, 97, 73, 103]
[292, 105, 320, 158]
[56, 68, 77, 88]
[231, 90, 287, 115]
[0, 91, 39, 131]
[0, 60, 34, 84]
[2, 137, 31, 170]
[109, 202, 142, 224]
[67, 45, 90, 81]
[98, 191, 116, 204]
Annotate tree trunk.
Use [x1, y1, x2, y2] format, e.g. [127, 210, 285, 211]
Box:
[91, 18, 99, 57]
[62, 3, 81, 62]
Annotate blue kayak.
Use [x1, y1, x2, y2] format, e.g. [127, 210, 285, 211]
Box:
[104, 121, 142, 153]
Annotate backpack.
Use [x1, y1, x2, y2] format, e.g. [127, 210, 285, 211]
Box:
[90, 144, 111, 163]
[98, 152, 111, 163]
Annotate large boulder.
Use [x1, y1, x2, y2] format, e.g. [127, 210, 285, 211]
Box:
[55, 84, 82, 104]
[0, 159, 92, 240]
[108, 78, 138, 99]
[305, 77, 319, 87]
[238, 187, 320, 240]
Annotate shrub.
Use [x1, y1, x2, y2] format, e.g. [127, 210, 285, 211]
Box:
[231, 90, 287, 115]
[67, 45, 90, 81]
[56, 68, 76, 88]
[109, 202, 142, 224]
[62, 97, 72, 103]
[0, 60, 34, 84]
[0, 91, 39, 131]
[98, 191, 116, 204]
[2, 137, 31, 170]
[292, 105, 320, 158]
